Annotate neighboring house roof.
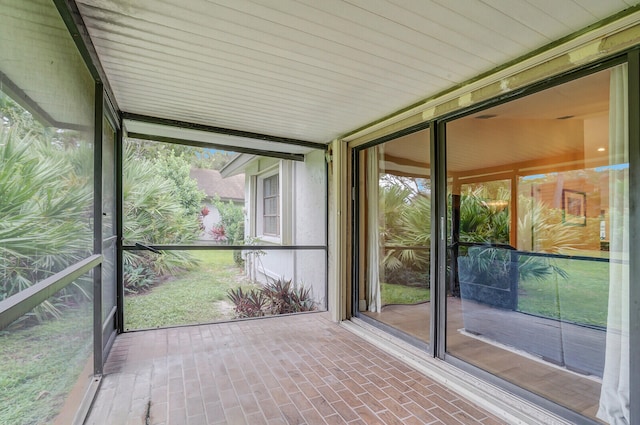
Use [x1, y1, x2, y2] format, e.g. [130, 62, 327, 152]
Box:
[189, 168, 244, 202]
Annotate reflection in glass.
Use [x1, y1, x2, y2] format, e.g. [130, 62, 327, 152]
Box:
[0, 275, 93, 425]
[446, 65, 629, 423]
[358, 129, 431, 343]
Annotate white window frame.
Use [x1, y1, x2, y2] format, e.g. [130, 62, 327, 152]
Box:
[261, 173, 280, 237]
[254, 161, 292, 244]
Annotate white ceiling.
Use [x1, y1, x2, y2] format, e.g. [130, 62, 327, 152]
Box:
[76, 0, 639, 146]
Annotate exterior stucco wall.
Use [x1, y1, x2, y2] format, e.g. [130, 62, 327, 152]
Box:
[242, 152, 327, 307]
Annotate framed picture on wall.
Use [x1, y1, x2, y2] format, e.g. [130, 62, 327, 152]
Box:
[562, 189, 587, 226]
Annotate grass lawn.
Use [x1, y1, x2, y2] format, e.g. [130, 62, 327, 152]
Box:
[0, 307, 92, 425]
[125, 250, 258, 330]
[381, 282, 430, 305]
[517, 256, 609, 327]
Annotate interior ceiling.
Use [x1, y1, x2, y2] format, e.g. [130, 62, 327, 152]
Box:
[76, 0, 638, 147]
[376, 67, 612, 175]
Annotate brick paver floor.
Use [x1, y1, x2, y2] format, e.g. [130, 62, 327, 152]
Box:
[85, 312, 507, 424]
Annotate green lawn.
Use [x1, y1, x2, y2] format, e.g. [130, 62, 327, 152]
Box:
[0, 307, 92, 425]
[125, 250, 258, 330]
[517, 256, 609, 327]
[381, 282, 430, 305]
[378, 254, 610, 327]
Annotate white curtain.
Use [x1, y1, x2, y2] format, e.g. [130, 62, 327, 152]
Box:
[597, 63, 630, 424]
[367, 147, 382, 313]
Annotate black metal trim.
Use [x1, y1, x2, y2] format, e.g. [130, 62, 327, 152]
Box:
[53, 0, 119, 113]
[432, 122, 447, 359]
[457, 242, 614, 263]
[122, 112, 327, 151]
[134, 242, 161, 254]
[355, 121, 432, 152]
[0, 71, 89, 132]
[116, 118, 124, 333]
[123, 309, 325, 333]
[438, 54, 629, 124]
[383, 246, 430, 250]
[122, 244, 327, 251]
[0, 71, 55, 128]
[103, 98, 119, 132]
[99, 117, 119, 379]
[93, 84, 104, 376]
[127, 132, 306, 162]
[0, 255, 102, 330]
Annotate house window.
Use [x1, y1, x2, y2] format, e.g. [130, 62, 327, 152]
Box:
[262, 174, 279, 236]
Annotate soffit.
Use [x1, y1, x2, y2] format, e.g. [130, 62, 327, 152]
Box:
[77, 0, 639, 145]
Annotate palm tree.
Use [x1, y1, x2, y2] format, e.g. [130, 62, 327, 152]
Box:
[517, 196, 586, 253]
[122, 143, 201, 292]
[0, 127, 93, 321]
[458, 185, 510, 245]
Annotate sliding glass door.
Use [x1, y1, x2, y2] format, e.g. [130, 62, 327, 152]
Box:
[352, 58, 633, 424]
[445, 63, 629, 423]
[355, 128, 431, 344]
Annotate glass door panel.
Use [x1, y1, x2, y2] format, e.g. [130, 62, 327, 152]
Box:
[446, 65, 629, 423]
[357, 128, 431, 344]
[102, 116, 117, 320]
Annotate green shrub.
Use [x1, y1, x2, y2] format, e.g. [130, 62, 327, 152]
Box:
[380, 184, 431, 273]
[262, 278, 316, 315]
[123, 143, 202, 291]
[227, 278, 316, 318]
[155, 152, 205, 217]
[458, 186, 510, 245]
[227, 287, 266, 318]
[385, 266, 429, 288]
[123, 259, 157, 294]
[232, 221, 245, 267]
[212, 195, 244, 245]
